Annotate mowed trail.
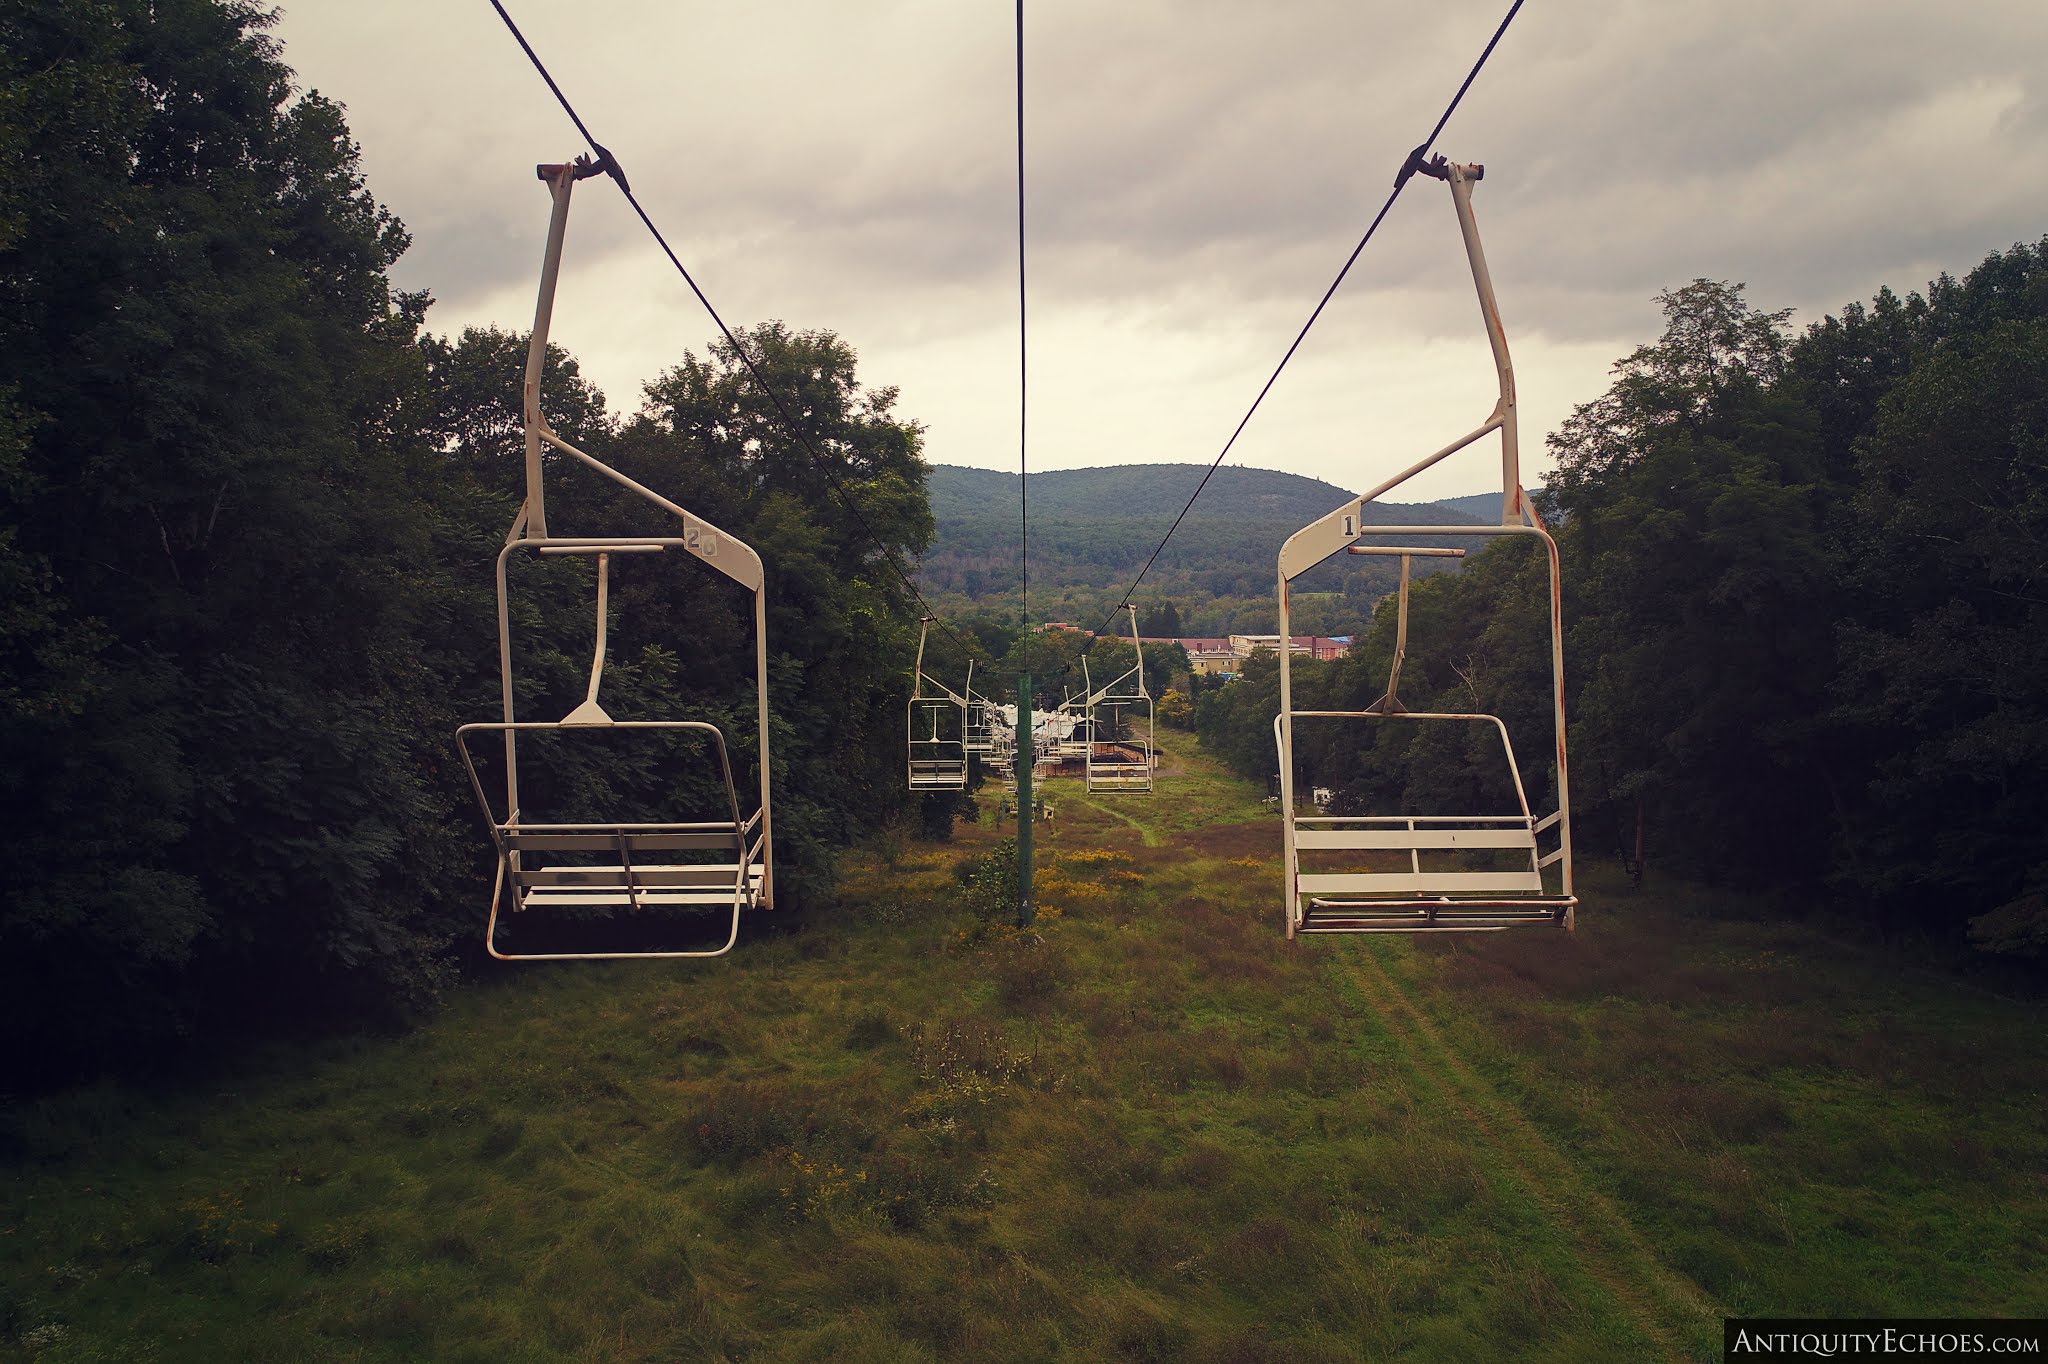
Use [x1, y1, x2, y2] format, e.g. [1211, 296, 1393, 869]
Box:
[1341, 942, 1724, 1361]
[1068, 793, 1161, 846]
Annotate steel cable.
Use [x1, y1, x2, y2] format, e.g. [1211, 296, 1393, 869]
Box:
[486, 0, 979, 663]
[1077, 0, 1526, 651]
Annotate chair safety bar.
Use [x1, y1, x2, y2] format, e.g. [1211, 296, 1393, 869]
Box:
[456, 720, 764, 960]
[1272, 711, 1574, 934]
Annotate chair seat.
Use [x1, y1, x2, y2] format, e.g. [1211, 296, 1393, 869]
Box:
[1296, 870, 1545, 895]
[1293, 827, 1536, 851]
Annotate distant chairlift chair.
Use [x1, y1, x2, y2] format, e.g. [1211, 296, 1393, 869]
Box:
[455, 156, 772, 961]
[1273, 154, 1573, 937]
[1083, 605, 1155, 793]
[963, 662, 996, 758]
[907, 618, 970, 791]
[984, 701, 1019, 788]
[1054, 691, 1092, 760]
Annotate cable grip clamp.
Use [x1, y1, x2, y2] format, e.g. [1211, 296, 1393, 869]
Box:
[1394, 149, 1482, 191]
[533, 144, 631, 194]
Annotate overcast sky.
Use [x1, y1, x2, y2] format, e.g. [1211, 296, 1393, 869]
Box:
[270, 1, 2047, 502]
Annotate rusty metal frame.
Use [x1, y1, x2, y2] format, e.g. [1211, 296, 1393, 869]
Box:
[1273, 158, 1573, 938]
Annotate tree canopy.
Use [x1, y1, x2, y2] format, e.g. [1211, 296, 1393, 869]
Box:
[1200, 252, 2048, 957]
[0, 0, 938, 1079]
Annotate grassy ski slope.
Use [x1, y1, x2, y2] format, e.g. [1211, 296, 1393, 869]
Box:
[2, 739, 2042, 1361]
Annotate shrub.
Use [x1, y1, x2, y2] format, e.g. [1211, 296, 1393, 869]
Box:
[957, 839, 1022, 923]
[683, 1082, 829, 1164]
[991, 935, 1071, 1013]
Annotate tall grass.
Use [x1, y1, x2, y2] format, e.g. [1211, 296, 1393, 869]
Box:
[1, 738, 2040, 1360]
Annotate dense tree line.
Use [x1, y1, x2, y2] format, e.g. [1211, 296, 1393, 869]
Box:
[0, 0, 933, 1079]
[1199, 257, 2048, 956]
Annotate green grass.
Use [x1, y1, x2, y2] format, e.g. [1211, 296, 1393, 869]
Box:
[2, 734, 2042, 1361]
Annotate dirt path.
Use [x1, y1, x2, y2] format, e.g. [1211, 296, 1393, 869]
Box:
[1341, 944, 1724, 1361]
[1067, 793, 1162, 846]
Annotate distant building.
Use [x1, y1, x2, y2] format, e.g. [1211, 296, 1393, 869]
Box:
[1229, 633, 1306, 658]
[1226, 634, 1350, 661]
[1136, 633, 1347, 676]
[1132, 636, 1233, 677]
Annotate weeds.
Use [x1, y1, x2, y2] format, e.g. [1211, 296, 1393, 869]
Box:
[0, 739, 2041, 1359]
[955, 839, 1021, 923]
[904, 1019, 1042, 1120]
[843, 1010, 896, 1051]
[684, 1080, 843, 1164]
[174, 1193, 280, 1265]
[305, 1218, 373, 1271]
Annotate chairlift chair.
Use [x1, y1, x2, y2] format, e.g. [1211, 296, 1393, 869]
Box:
[962, 662, 996, 757]
[1273, 155, 1573, 937]
[1054, 689, 1092, 758]
[455, 157, 773, 960]
[1082, 605, 1155, 793]
[907, 618, 969, 791]
[984, 700, 1018, 787]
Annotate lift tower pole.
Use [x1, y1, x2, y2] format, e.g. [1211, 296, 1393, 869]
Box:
[1013, 0, 1033, 928]
[1017, 672, 1034, 926]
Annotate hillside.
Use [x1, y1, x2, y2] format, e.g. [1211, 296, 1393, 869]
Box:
[1427, 491, 1520, 522]
[918, 464, 1499, 633]
[5, 740, 2040, 1360]
[928, 463, 1378, 525]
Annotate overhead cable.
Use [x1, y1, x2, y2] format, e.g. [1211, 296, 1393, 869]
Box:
[485, 0, 976, 662]
[1016, 0, 1029, 640]
[1079, 0, 1527, 648]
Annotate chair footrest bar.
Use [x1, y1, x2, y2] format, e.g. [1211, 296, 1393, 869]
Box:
[1300, 921, 1513, 934]
[520, 886, 757, 909]
[1307, 896, 1578, 910]
[1298, 894, 1575, 934]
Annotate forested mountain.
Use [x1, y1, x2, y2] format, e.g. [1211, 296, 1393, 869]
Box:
[1200, 261, 2048, 958]
[1426, 491, 1518, 522]
[929, 463, 1359, 522]
[920, 464, 1489, 635]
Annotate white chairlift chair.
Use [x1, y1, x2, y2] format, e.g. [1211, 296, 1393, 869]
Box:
[907, 618, 969, 791]
[1055, 690, 1091, 760]
[1082, 605, 1155, 794]
[455, 156, 772, 961]
[962, 661, 996, 758]
[1274, 155, 1574, 937]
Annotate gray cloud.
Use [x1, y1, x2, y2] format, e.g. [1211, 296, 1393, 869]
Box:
[271, 0, 2048, 480]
